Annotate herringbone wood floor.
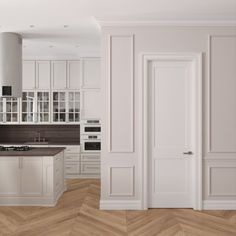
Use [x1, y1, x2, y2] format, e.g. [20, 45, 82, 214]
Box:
[0, 179, 236, 236]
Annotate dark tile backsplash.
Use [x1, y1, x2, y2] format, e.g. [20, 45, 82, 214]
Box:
[0, 125, 80, 144]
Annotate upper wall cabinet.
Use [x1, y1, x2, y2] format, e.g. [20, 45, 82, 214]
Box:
[67, 61, 81, 90]
[23, 61, 51, 90]
[81, 90, 101, 120]
[51, 61, 67, 90]
[23, 61, 36, 90]
[36, 61, 51, 90]
[81, 58, 100, 89]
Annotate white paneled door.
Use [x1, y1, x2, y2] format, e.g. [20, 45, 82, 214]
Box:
[148, 59, 195, 208]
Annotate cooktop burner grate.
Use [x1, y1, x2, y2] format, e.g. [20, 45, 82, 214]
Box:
[0, 146, 32, 151]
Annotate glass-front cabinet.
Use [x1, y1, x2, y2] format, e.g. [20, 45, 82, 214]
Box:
[0, 97, 19, 123]
[21, 91, 35, 123]
[52, 91, 80, 123]
[68, 91, 80, 122]
[0, 90, 80, 124]
[52, 91, 66, 122]
[22, 91, 50, 123]
[37, 92, 50, 123]
[0, 98, 3, 123]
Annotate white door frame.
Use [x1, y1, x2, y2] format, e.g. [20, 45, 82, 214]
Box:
[141, 52, 202, 210]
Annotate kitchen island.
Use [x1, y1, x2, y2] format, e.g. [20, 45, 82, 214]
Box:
[0, 147, 66, 206]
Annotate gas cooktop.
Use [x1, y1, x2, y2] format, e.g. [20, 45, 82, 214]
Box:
[0, 146, 32, 151]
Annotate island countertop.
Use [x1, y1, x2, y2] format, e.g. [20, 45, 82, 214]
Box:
[0, 147, 66, 156]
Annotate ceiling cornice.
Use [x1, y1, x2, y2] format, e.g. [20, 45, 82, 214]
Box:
[97, 20, 236, 27]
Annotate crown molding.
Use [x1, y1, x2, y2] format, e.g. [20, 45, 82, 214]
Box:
[97, 20, 236, 27]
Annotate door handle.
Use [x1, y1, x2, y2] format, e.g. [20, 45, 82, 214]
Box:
[183, 151, 193, 155]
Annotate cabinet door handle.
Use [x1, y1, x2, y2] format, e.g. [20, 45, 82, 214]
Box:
[183, 151, 193, 155]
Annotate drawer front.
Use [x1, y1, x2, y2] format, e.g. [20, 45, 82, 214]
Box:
[65, 154, 80, 162]
[65, 146, 80, 154]
[81, 162, 100, 174]
[65, 162, 80, 174]
[81, 154, 100, 162]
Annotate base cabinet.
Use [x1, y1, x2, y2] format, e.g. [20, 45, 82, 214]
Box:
[0, 157, 21, 195]
[21, 157, 43, 196]
[63, 146, 100, 178]
[0, 152, 65, 206]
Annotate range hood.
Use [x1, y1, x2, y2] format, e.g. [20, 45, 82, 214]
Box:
[0, 32, 22, 98]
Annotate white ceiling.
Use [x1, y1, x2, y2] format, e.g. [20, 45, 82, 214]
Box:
[0, 0, 235, 57]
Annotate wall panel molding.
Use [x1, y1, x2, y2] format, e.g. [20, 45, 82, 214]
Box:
[207, 35, 236, 154]
[109, 166, 135, 197]
[108, 34, 134, 153]
[205, 161, 236, 198]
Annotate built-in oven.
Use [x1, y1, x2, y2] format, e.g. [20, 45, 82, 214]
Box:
[81, 120, 101, 135]
[81, 134, 101, 153]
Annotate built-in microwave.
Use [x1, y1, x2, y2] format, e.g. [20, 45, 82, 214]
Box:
[81, 120, 101, 135]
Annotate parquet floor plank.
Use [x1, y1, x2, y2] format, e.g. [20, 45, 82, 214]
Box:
[0, 179, 235, 236]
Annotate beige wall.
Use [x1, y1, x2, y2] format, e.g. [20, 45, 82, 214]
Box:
[100, 25, 236, 209]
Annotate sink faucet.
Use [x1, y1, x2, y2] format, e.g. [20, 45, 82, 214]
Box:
[34, 131, 45, 142]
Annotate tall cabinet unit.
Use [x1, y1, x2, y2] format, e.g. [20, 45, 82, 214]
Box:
[81, 58, 101, 120]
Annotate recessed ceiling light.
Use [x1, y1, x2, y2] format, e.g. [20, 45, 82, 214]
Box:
[29, 25, 35, 28]
[63, 25, 69, 28]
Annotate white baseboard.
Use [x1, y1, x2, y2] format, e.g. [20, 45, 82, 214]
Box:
[100, 200, 142, 210]
[203, 200, 236, 210]
[0, 189, 65, 207]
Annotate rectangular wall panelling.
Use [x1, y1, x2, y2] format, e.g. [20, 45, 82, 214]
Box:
[207, 35, 236, 155]
[109, 166, 135, 197]
[108, 35, 134, 153]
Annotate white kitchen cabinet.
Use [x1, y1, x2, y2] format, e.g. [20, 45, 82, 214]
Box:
[0, 152, 66, 206]
[81, 89, 101, 119]
[21, 91, 36, 123]
[0, 97, 20, 124]
[21, 157, 43, 196]
[51, 61, 67, 90]
[23, 60, 50, 90]
[52, 91, 80, 123]
[21, 91, 50, 123]
[0, 157, 21, 196]
[64, 145, 80, 178]
[36, 61, 51, 90]
[37, 91, 50, 123]
[67, 61, 80, 90]
[23, 61, 36, 90]
[81, 162, 100, 175]
[82, 58, 100, 89]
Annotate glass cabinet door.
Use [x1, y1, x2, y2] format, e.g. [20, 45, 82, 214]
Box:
[0, 98, 3, 123]
[21, 92, 35, 122]
[52, 92, 66, 122]
[37, 92, 50, 123]
[68, 91, 80, 122]
[6, 98, 19, 123]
